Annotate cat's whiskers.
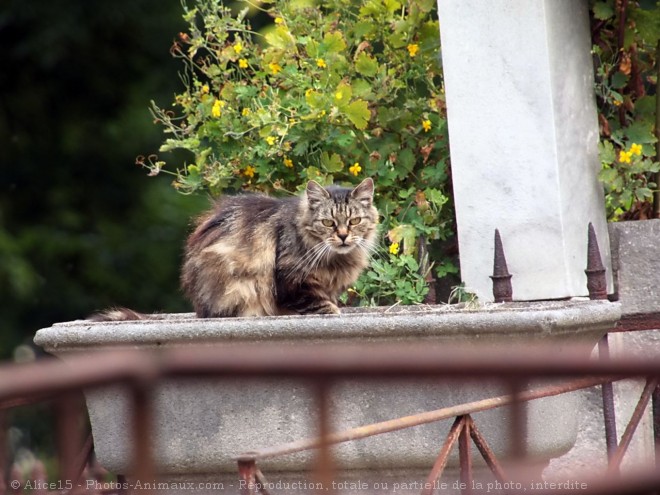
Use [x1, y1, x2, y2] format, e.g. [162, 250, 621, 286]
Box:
[287, 240, 328, 279]
[355, 237, 383, 261]
[302, 240, 333, 278]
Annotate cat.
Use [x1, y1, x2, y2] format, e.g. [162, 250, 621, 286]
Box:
[90, 178, 378, 320]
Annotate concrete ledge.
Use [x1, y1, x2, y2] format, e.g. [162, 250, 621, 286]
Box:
[34, 301, 621, 478]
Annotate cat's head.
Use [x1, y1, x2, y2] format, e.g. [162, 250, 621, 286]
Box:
[301, 178, 379, 255]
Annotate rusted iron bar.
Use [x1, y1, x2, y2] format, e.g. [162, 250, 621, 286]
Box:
[131, 383, 155, 492]
[614, 312, 660, 333]
[654, 383, 660, 471]
[63, 433, 94, 495]
[158, 345, 660, 379]
[5, 347, 660, 400]
[468, 418, 507, 483]
[314, 380, 335, 494]
[254, 467, 273, 495]
[0, 351, 159, 403]
[586, 222, 608, 300]
[459, 416, 473, 495]
[609, 377, 658, 472]
[508, 381, 527, 460]
[0, 392, 59, 411]
[490, 229, 513, 303]
[117, 474, 128, 495]
[56, 393, 84, 486]
[421, 416, 465, 495]
[0, 410, 6, 493]
[237, 458, 258, 495]
[599, 336, 618, 461]
[237, 376, 614, 462]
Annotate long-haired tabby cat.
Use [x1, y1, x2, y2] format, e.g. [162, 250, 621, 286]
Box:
[91, 178, 378, 320]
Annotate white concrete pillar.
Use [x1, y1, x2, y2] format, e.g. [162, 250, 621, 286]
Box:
[437, 0, 614, 301]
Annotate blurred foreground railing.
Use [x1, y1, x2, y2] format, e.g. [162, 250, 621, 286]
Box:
[1, 343, 660, 494]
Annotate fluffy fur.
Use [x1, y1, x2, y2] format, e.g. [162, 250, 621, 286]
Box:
[90, 178, 378, 320]
[182, 178, 378, 317]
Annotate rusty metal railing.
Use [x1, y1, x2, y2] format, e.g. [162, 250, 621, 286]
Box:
[1, 344, 660, 494]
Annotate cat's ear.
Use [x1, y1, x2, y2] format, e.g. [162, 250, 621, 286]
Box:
[306, 180, 330, 208]
[350, 178, 374, 206]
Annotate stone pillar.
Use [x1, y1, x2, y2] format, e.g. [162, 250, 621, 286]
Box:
[437, 0, 614, 301]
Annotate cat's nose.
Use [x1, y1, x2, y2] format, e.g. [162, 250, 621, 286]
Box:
[337, 232, 348, 243]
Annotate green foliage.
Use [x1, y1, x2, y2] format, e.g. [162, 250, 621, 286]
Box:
[151, 0, 453, 306]
[349, 252, 430, 306]
[0, 0, 198, 360]
[591, 0, 660, 219]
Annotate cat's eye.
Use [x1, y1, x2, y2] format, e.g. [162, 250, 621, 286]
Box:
[322, 219, 335, 227]
[349, 217, 361, 225]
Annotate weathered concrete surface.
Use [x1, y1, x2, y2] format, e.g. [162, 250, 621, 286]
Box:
[608, 219, 660, 314]
[34, 301, 620, 480]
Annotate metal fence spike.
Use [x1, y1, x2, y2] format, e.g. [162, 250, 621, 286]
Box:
[490, 229, 513, 303]
[586, 223, 607, 300]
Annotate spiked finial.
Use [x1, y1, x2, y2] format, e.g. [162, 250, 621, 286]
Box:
[585, 223, 607, 300]
[490, 229, 513, 303]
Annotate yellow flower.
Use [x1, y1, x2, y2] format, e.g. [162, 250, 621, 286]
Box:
[266, 136, 277, 146]
[305, 88, 313, 97]
[200, 84, 210, 94]
[316, 58, 327, 69]
[613, 99, 622, 107]
[407, 43, 420, 57]
[238, 58, 248, 69]
[243, 165, 255, 178]
[274, 17, 284, 24]
[335, 91, 343, 101]
[269, 62, 282, 75]
[349, 162, 361, 176]
[389, 242, 400, 255]
[241, 107, 251, 116]
[422, 119, 432, 132]
[233, 42, 243, 54]
[283, 157, 294, 168]
[630, 143, 643, 156]
[211, 99, 225, 118]
[619, 150, 633, 164]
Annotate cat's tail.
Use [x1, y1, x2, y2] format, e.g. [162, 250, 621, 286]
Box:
[87, 307, 151, 322]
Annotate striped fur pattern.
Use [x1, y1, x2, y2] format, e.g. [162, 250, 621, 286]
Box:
[181, 178, 378, 317]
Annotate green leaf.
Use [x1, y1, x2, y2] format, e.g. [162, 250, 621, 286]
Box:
[384, 0, 402, 14]
[354, 21, 375, 38]
[624, 121, 657, 145]
[388, 224, 417, 255]
[592, 1, 614, 20]
[610, 71, 628, 89]
[599, 140, 616, 164]
[343, 99, 370, 130]
[322, 32, 346, 54]
[425, 188, 448, 208]
[395, 148, 415, 178]
[355, 52, 378, 77]
[633, 8, 660, 45]
[352, 79, 374, 99]
[320, 151, 344, 172]
[265, 26, 296, 50]
[334, 82, 353, 107]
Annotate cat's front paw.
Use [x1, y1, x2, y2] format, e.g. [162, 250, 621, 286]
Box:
[303, 301, 340, 315]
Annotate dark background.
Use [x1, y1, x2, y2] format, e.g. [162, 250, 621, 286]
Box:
[0, 0, 208, 360]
